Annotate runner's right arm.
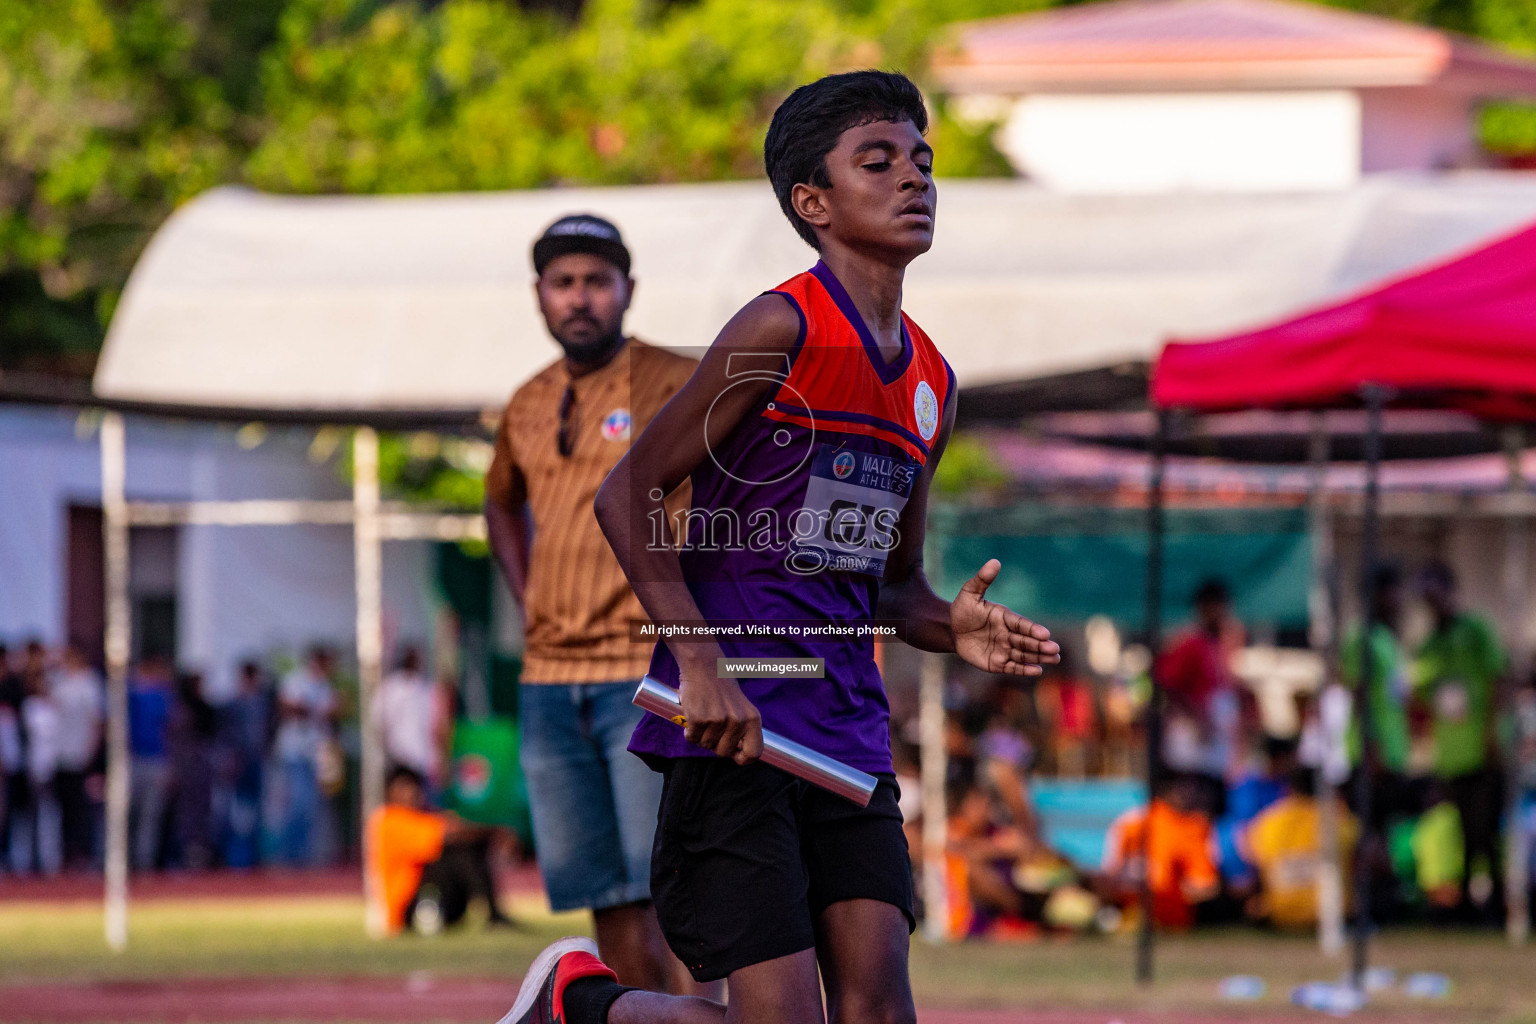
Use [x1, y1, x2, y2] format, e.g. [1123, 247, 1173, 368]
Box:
[595, 293, 802, 764]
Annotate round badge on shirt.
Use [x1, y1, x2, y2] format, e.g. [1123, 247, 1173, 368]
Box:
[602, 408, 632, 441]
[914, 381, 939, 441]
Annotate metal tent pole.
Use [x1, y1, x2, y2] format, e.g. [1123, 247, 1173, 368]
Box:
[919, 650, 949, 943]
[1350, 385, 1386, 991]
[353, 427, 387, 938]
[1309, 415, 1346, 957]
[100, 412, 131, 952]
[1503, 425, 1530, 947]
[1136, 408, 1168, 987]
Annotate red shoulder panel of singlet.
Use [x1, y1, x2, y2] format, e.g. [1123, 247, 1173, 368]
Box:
[764, 263, 952, 464]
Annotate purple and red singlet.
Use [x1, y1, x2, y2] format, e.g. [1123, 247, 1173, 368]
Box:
[629, 261, 954, 774]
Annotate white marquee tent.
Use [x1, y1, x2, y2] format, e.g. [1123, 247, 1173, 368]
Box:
[97, 173, 1536, 414]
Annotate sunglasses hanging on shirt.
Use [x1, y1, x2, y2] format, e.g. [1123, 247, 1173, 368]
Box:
[557, 384, 577, 458]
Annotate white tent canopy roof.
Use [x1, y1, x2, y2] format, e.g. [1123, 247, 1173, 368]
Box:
[95, 174, 1536, 415]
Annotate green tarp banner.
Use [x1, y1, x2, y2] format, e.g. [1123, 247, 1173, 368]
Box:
[928, 504, 1311, 632]
[445, 718, 532, 845]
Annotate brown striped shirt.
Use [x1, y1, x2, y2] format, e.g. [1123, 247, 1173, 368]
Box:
[485, 339, 695, 684]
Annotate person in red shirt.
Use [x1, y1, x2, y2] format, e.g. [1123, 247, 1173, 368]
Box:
[1155, 579, 1248, 815]
[366, 767, 514, 935]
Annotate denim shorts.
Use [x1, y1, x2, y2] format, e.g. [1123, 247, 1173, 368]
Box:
[518, 680, 662, 912]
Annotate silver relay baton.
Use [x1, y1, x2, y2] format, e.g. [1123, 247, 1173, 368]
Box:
[633, 676, 878, 807]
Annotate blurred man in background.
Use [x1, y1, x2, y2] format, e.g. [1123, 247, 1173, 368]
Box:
[171, 671, 219, 869]
[218, 660, 270, 869]
[1156, 580, 1246, 815]
[1341, 562, 1414, 919]
[18, 661, 62, 875]
[274, 647, 338, 867]
[0, 644, 20, 865]
[484, 214, 696, 991]
[1341, 564, 1413, 810]
[375, 645, 446, 793]
[127, 655, 174, 871]
[1413, 561, 1507, 920]
[50, 646, 103, 871]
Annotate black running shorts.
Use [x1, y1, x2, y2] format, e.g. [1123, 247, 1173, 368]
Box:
[650, 757, 915, 982]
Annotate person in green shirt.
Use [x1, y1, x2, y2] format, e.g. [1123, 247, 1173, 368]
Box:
[1339, 562, 1418, 921]
[1340, 563, 1413, 784]
[1413, 562, 1507, 918]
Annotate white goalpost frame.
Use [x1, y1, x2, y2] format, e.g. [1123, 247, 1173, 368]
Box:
[98, 414, 486, 949]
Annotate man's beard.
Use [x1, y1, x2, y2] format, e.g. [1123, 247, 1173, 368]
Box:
[556, 323, 625, 366]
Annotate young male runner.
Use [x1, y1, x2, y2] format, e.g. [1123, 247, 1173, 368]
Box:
[500, 70, 1059, 1024]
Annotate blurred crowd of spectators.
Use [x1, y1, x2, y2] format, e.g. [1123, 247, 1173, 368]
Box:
[901, 565, 1536, 941]
[0, 641, 449, 876]
[9, 559, 1536, 950]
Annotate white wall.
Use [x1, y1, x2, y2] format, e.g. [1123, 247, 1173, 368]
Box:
[996, 91, 1363, 194]
[0, 407, 436, 701]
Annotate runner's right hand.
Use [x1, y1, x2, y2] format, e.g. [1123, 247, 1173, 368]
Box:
[679, 671, 764, 765]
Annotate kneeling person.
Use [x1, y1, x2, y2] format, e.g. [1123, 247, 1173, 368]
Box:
[369, 766, 514, 935]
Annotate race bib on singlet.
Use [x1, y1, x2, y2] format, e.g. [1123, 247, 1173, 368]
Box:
[1435, 680, 1471, 722]
[789, 444, 916, 577]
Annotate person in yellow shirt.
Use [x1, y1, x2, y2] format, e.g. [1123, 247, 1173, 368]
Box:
[1244, 766, 1358, 929]
[367, 766, 515, 935]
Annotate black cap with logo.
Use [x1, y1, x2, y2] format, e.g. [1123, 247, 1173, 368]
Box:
[531, 213, 632, 277]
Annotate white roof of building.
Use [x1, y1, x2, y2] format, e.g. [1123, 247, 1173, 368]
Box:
[94, 174, 1536, 416]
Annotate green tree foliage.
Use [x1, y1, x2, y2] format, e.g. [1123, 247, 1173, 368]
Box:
[931, 432, 1011, 498]
[1322, 0, 1536, 153]
[247, 0, 849, 192]
[0, 2, 299, 367]
[4, 0, 1536, 372]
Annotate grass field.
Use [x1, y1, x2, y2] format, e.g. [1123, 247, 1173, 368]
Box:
[2, 894, 1535, 1022]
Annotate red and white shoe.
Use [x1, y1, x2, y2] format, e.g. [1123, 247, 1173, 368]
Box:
[497, 936, 617, 1024]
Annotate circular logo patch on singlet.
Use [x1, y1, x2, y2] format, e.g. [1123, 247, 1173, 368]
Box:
[914, 381, 939, 441]
[601, 408, 632, 441]
[832, 450, 857, 479]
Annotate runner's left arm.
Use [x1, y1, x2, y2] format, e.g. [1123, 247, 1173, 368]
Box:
[877, 388, 1060, 676]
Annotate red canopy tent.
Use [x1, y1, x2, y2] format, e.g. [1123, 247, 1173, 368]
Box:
[1148, 219, 1536, 988]
[1155, 219, 1536, 418]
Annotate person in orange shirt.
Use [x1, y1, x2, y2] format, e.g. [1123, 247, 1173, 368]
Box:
[367, 766, 515, 935]
[1102, 773, 1220, 929]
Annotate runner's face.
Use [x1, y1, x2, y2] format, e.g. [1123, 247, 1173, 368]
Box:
[535, 253, 633, 364]
[804, 118, 935, 260]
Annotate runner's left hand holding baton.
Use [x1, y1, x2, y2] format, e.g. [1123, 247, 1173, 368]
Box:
[634, 677, 878, 807]
[674, 664, 765, 765]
